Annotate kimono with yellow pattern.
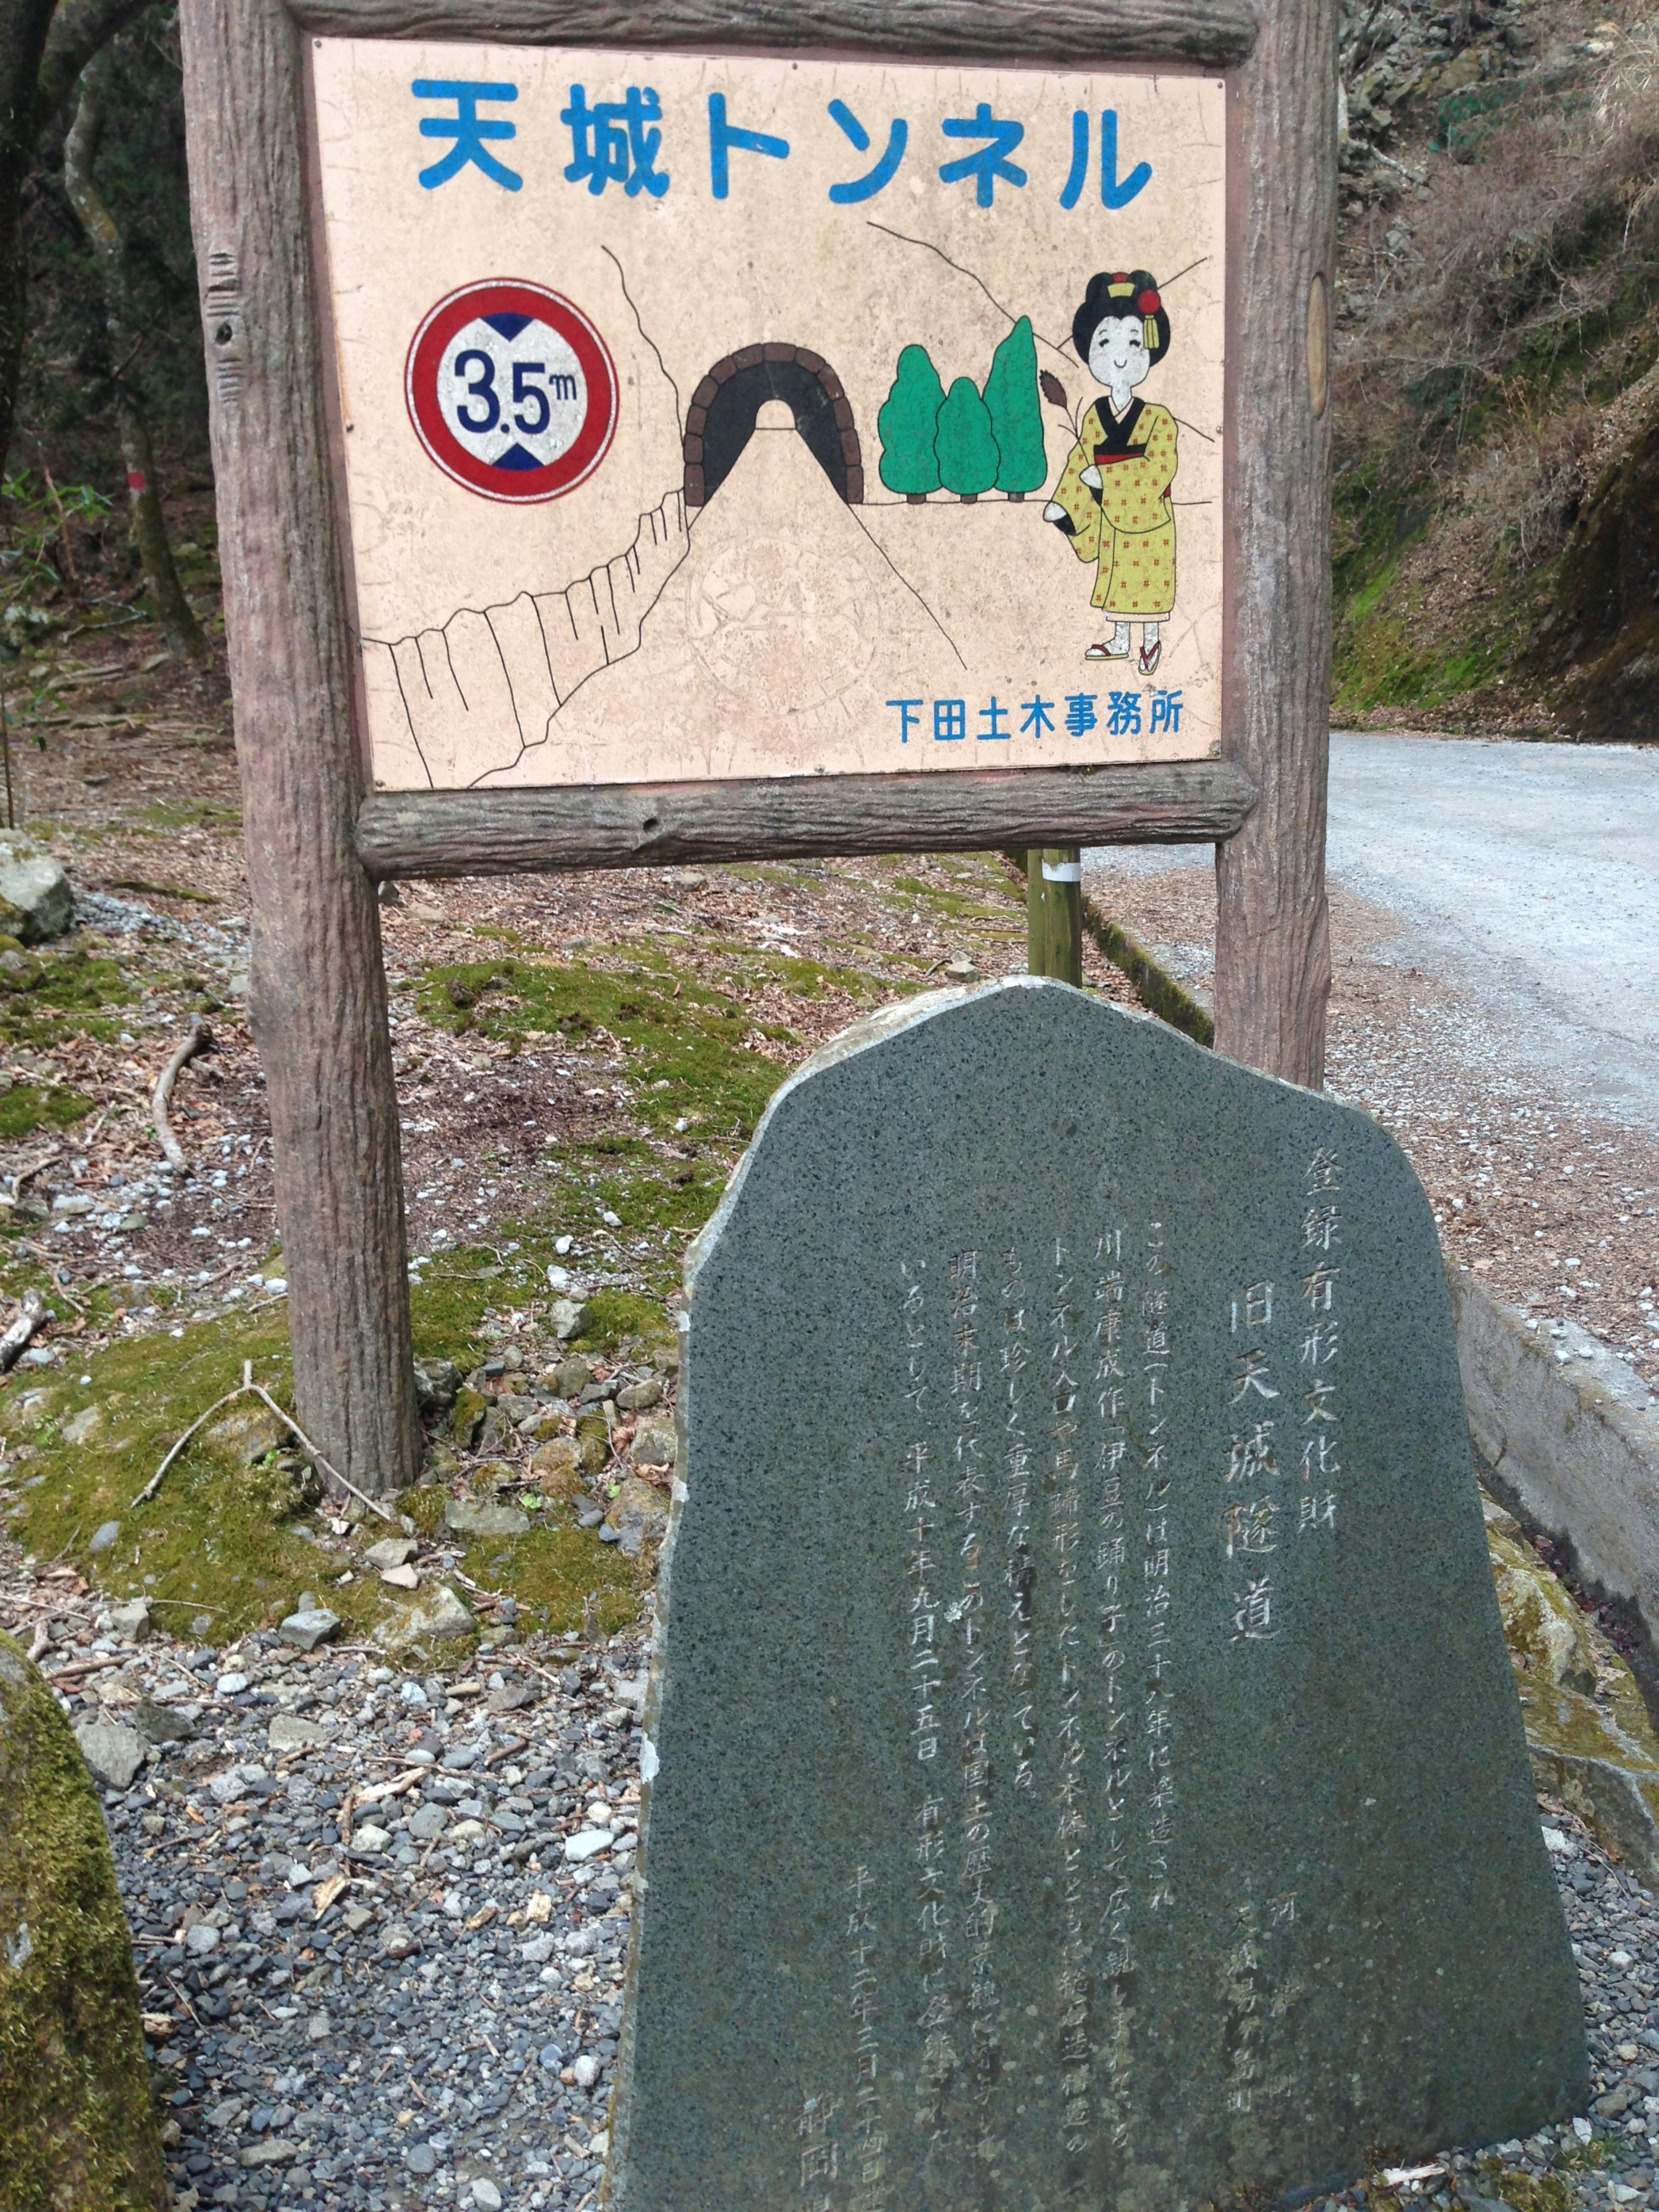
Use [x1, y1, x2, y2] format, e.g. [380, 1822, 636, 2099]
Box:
[1051, 397, 1178, 617]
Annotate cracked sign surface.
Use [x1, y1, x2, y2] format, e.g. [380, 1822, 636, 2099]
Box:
[311, 44, 1228, 791]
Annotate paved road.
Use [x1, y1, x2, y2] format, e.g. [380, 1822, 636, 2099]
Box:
[1086, 732, 1659, 1124]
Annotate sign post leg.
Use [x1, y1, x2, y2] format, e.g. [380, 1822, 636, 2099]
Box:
[1214, 0, 1338, 1089]
[1027, 847, 1082, 986]
[180, 0, 420, 1497]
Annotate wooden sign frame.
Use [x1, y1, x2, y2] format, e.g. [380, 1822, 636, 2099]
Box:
[179, 0, 1334, 1494]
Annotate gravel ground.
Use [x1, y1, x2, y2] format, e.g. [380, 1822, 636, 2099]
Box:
[1079, 852, 1659, 1402]
[3, 1553, 1657, 2212]
[1, 1550, 648, 2212]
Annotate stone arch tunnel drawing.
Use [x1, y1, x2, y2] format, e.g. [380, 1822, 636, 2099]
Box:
[683, 344, 864, 508]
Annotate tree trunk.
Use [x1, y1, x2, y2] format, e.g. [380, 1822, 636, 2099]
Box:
[62, 74, 205, 658]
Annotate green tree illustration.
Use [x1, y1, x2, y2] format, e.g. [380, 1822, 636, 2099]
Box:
[935, 376, 1000, 502]
[984, 315, 1046, 499]
[877, 344, 946, 500]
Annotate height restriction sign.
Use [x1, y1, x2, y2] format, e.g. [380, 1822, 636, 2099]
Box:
[404, 277, 619, 502]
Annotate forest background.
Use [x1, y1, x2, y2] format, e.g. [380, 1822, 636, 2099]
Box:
[4, 0, 1659, 742]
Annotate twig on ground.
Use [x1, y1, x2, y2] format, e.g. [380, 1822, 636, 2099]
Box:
[26, 1621, 50, 1662]
[243, 1382, 398, 1526]
[0, 1288, 49, 1373]
[132, 1363, 397, 1524]
[152, 1013, 213, 1174]
[133, 1365, 251, 1506]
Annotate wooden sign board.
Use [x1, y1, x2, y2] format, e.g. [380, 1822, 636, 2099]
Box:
[178, 0, 1334, 1497]
[312, 46, 1228, 790]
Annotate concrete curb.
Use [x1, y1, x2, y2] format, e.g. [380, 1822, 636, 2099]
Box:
[1448, 1267, 1659, 1656]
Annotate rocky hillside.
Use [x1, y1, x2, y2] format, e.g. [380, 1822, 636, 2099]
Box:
[1333, 0, 1659, 740]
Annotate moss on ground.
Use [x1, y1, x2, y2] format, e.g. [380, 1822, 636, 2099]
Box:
[0, 1633, 168, 2212]
[0, 1081, 93, 1140]
[0, 1241, 647, 1643]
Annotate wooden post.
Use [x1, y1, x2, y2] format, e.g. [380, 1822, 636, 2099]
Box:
[1027, 847, 1082, 986]
[178, 0, 420, 1494]
[1213, 0, 1337, 1089]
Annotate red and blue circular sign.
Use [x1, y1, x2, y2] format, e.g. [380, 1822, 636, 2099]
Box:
[405, 280, 619, 503]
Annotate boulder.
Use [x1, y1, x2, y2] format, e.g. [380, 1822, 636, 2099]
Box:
[0, 834, 73, 945]
[0, 1632, 168, 2206]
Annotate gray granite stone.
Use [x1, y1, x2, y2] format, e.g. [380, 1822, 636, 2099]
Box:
[610, 979, 1588, 2212]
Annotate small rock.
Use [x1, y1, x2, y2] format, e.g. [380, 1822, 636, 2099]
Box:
[88, 1520, 121, 1555]
[379, 1583, 476, 1645]
[408, 1802, 448, 1840]
[412, 1357, 461, 1417]
[1597, 2082, 1636, 2117]
[351, 1823, 393, 1854]
[405, 2142, 439, 2175]
[631, 1422, 676, 1470]
[61, 1404, 101, 1443]
[616, 1378, 662, 1412]
[0, 834, 75, 943]
[72, 1716, 146, 1791]
[519, 1932, 558, 1963]
[447, 1818, 486, 1845]
[364, 1535, 418, 1571]
[240, 2138, 299, 2166]
[472, 2181, 504, 2210]
[306, 2010, 331, 2043]
[382, 1923, 420, 1959]
[379, 1562, 421, 1590]
[109, 1599, 150, 1644]
[548, 1297, 588, 1342]
[267, 1713, 329, 1754]
[554, 1358, 592, 1398]
[531, 1437, 582, 1497]
[133, 1698, 194, 1745]
[573, 2053, 601, 2090]
[450, 1386, 488, 1449]
[203, 1403, 289, 1465]
[278, 1607, 342, 1652]
[215, 1672, 250, 1697]
[563, 1826, 614, 1863]
[443, 1499, 530, 1536]
[184, 1923, 221, 1956]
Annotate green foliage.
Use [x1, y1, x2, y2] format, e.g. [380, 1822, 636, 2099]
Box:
[983, 317, 1046, 494]
[877, 345, 945, 496]
[935, 376, 1000, 499]
[0, 476, 111, 623]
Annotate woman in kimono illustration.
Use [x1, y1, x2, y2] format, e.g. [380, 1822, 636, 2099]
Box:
[1044, 269, 1176, 675]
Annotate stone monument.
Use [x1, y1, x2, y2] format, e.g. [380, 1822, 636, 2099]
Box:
[608, 979, 1587, 2212]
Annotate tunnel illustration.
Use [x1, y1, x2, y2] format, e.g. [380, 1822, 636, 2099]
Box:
[683, 343, 864, 508]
